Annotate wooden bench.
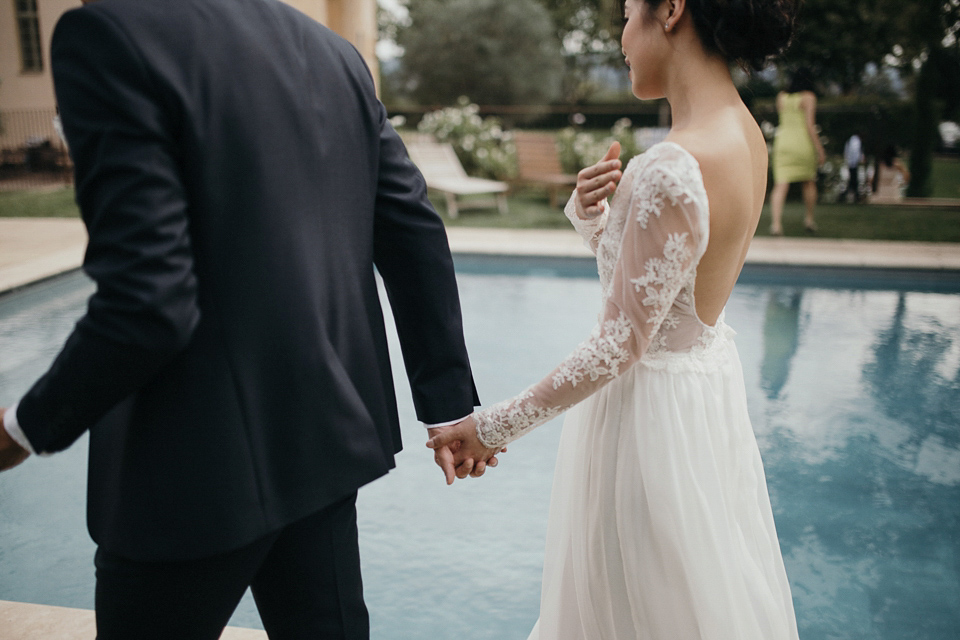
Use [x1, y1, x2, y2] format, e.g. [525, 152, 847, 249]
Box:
[0, 148, 27, 167]
[512, 131, 577, 207]
[406, 141, 508, 218]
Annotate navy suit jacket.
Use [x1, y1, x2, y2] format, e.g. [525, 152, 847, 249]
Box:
[18, 0, 478, 561]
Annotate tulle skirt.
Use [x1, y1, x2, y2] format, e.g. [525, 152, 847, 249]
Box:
[528, 338, 799, 639]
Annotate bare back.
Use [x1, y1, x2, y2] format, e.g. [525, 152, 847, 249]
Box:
[666, 103, 768, 326]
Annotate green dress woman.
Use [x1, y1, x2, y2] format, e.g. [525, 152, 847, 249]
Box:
[769, 69, 825, 235]
[772, 93, 817, 182]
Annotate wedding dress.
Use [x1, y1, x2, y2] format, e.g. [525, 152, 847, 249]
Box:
[473, 142, 800, 639]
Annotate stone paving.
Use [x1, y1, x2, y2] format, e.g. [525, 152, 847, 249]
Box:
[1, 218, 958, 637]
[0, 600, 268, 639]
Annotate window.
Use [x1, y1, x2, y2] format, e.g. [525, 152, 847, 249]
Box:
[15, 0, 43, 73]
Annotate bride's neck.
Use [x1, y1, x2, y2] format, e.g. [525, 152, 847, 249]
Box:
[663, 55, 741, 131]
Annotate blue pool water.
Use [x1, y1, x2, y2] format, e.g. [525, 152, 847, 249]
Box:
[0, 260, 958, 639]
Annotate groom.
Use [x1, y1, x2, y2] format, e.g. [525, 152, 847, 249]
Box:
[0, 0, 480, 636]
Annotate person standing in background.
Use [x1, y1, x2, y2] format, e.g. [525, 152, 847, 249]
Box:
[843, 132, 863, 203]
[870, 144, 912, 203]
[769, 68, 826, 235]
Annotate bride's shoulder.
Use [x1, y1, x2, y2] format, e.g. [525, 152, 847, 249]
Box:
[617, 141, 707, 212]
[631, 141, 708, 196]
[627, 141, 701, 177]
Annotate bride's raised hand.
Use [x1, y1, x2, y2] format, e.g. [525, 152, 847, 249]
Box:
[575, 141, 622, 219]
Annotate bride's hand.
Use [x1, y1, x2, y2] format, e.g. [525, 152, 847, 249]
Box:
[576, 141, 622, 219]
[426, 416, 503, 484]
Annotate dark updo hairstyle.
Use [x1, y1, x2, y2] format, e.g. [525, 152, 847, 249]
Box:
[880, 144, 899, 168]
[621, 0, 800, 71]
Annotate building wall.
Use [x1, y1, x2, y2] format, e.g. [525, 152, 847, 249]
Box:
[0, 0, 79, 111]
[0, 0, 379, 115]
[285, 0, 379, 88]
[335, 0, 378, 85]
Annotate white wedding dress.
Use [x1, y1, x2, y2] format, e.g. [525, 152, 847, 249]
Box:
[473, 142, 800, 639]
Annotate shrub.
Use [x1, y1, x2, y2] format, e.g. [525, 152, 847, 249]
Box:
[816, 156, 851, 203]
[417, 99, 516, 180]
[556, 118, 642, 173]
[752, 98, 915, 157]
[417, 107, 646, 181]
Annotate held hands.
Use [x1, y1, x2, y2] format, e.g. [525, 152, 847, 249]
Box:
[576, 141, 622, 218]
[0, 408, 30, 472]
[424, 143, 623, 487]
[426, 416, 504, 485]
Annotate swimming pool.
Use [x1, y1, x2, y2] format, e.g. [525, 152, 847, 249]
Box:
[0, 259, 957, 639]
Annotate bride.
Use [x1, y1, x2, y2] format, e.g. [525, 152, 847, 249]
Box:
[428, 0, 801, 637]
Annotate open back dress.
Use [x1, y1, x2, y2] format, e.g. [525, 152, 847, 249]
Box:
[473, 142, 801, 639]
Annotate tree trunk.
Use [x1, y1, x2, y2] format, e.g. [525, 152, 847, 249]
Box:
[907, 56, 939, 198]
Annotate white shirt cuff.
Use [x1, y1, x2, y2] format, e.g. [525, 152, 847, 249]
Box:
[4, 400, 39, 455]
[422, 414, 472, 430]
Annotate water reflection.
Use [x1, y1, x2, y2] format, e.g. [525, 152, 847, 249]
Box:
[754, 288, 960, 639]
[864, 292, 960, 456]
[1, 270, 958, 639]
[760, 290, 803, 400]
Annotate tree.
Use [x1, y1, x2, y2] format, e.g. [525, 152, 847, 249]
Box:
[541, 0, 620, 50]
[779, 0, 910, 94]
[539, 0, 625, 102]
[904, 0, 960, 196]
[773, 0, 960, 195]
[393, 0, 563, 106]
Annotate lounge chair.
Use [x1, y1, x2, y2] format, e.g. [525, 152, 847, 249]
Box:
[406, 141, 508, 218]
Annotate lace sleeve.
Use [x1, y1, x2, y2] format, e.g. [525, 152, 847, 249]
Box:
[475, 148, 709, 448]
[564, 193, 609, 255]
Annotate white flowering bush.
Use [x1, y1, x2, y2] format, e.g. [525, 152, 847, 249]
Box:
[760, 120, 777, 141]
[817, 156, 851, 203]
[417, 98, 516, 180]
[556, 118, 641, 173]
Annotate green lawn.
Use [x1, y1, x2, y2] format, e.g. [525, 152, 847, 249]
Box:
[0, 187, 79, 218]
[433, 188, 575, 230]
[436, 188, 960, 243]
[753, 202, 960, 242]
[3, 173, 958, 243]
[931, 155, 960, 199]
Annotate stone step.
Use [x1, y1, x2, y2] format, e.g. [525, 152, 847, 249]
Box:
[0, 600, 267, 639]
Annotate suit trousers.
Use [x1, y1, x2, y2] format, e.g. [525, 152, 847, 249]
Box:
[93, 492, 369, 640]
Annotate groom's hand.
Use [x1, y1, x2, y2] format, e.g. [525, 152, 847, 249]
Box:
[426, 425, 459, 485]
[0, 408, 30, 472]
[426, 416, 502, 484]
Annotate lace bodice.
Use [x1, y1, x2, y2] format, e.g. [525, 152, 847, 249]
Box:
[475, 142, 725, 448]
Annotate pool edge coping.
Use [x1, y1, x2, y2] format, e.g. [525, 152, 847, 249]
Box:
[0, 599, 267, 639]
[2, 221, 959, 296]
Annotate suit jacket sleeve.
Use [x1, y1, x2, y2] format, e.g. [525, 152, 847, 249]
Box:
[17, 7, 200, 453]
[372, 104, 480, 424]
